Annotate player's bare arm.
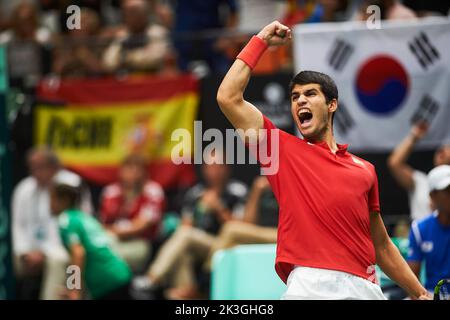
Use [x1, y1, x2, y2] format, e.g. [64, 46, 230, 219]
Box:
[217, 21, 291, 142]
[369, 211, 430, 299]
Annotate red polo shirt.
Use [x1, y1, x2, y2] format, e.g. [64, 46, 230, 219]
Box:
[258, 116, 380, 284]
[99, 180, 166, 239]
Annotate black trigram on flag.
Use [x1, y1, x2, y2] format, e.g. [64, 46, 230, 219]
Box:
[410, 95, 440, 124]
[408, 32, 440, 69]
[328, 39, 354, 71]
[334, 102, 354, 135]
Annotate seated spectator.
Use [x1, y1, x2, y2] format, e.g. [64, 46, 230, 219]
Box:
[99, 154, 165, 273]
[12, 146, 92, 300]
[51, 173, 132, 300]
[102, 0, 170, 75]
[0, 1, 52, 89]
[52, 7, 106, 78]
[354, 0, 417, 21]
[131, 150, 247, 299]
[204, 176, 278, 270]
[407, 165, 450, 296]
[387, 122, 450, 222]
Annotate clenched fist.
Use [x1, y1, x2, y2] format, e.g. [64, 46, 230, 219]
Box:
[256, 20, 292, 47]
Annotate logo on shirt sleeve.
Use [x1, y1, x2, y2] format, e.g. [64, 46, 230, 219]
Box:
[351, 156, 365, 167]
[420, 241, 434, 253]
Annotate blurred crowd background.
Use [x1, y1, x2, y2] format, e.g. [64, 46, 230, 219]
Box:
[0, 0, 449, 300]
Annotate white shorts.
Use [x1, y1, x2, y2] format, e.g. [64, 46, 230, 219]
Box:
[281, 266, 387, 300]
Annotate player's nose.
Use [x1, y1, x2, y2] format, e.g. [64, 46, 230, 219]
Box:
[298, 95, 308, 106]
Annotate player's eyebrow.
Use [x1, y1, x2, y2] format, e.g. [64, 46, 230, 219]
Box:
[291, 88, 318, 97]
[303, 88, 318, 95]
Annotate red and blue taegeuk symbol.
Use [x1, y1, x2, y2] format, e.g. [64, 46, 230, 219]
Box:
[355, 55, 409, 115]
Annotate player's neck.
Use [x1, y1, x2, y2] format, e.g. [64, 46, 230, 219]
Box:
[324, 131, 338, 154]
[308, 129, 338, 153]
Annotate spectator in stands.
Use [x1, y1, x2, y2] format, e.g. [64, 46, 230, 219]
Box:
[387, 122, 450, 221]
[52, 7, 106, 78]
[354, 0, 417, 20]
[205, 176, 278, 270]
[12, 146, 92, 299]
[147, 0, 174, 29]
[102, 0, 170, 74]
[170, 0, 239, 74]
[51, 173, 133, 300]
[0, 1, 52, 89]
[99, 154, 166, 273]
[131, 150, 247, 299]
[407, 165, 450, 295]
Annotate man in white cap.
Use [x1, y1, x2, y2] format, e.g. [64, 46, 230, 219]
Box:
[407, 165, 450, 295]
[12, 146, 92, 299]
[388, 123, 450, 221]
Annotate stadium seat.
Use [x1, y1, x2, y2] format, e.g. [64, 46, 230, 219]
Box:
[211, 238, 426, 300]
[210, 244, 286, 300]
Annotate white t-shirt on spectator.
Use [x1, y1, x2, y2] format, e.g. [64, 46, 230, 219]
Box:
[12, 169, 92, 257]
[408, 170, 432, 221]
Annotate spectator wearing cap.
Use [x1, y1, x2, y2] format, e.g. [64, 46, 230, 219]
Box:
[12, 146, 92, 299]
[407, 165, 450, 295]
[388, 122, 450, 222]
[50, 174, 132, 300]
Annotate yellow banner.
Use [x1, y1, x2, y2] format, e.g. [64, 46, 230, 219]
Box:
[35, 93, 198, 166]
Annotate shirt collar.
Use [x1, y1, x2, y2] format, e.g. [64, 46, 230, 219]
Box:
[305, 139, 348, 155]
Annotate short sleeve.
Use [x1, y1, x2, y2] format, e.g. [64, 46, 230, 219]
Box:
[368, 166, 380, 213]
[58, 214, 81, 249]
[407, 221, 423, 262]
[245, 115, 282, 202]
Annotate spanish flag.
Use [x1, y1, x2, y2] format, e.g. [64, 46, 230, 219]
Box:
[35, 75, 199, 188]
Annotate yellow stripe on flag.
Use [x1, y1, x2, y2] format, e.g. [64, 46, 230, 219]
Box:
[35, 93, 198, 166]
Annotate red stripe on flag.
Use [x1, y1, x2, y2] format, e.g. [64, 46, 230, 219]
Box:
[67, 161, 197, 189]
[37, 74, 198, 105]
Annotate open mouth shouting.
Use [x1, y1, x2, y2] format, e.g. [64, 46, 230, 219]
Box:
[298, 108, 313, 129]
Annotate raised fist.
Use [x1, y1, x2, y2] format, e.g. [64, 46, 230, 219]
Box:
[256, 21, 292, 47]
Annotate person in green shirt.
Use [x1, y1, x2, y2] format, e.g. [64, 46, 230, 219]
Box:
[50, 176, 132, 300]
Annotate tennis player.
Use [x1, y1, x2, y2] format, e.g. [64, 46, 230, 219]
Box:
[217, 20, 430, 300]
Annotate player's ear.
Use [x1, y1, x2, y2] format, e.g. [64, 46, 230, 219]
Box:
[328, 99, 338, 113]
